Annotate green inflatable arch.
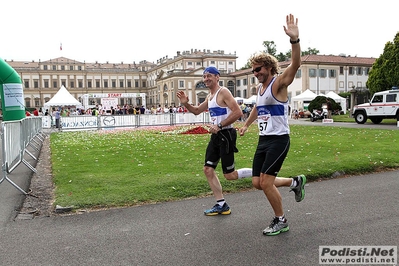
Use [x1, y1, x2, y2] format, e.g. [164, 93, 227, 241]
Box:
[0, 58, 25, 121]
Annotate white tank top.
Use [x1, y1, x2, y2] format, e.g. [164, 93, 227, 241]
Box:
[208, 87, 233, 129]
[256, 77, 290, 136]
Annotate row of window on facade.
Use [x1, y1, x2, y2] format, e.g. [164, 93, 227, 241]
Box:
[25, 98, 49, 108]
[235, 90, 254, 98]
[41, 65, 147, 71]
[185, 61, 234, 66]
[235, 66, 371, 87]
[40, 61, 232, 72]
[24, 79, 147, 89]
[23, 66, 371, 90]
[307, 66, 371, 78]
[43, 65, 83, 71]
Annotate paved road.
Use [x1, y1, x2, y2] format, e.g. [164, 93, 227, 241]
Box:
[288, 118, 399, 130]
[0, 171, 398, 266]
[0, 120, 398, 266]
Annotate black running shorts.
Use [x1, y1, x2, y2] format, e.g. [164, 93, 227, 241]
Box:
[252, 134, 290, 177]
[204, 128, 238, 174]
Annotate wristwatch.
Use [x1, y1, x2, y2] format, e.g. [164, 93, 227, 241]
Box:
[290, 38, 300, 44]
[217, 122, 223, 129]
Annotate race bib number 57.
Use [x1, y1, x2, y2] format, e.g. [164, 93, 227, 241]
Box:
[258, 115, 270, 133]
[258, 121, 267, 131]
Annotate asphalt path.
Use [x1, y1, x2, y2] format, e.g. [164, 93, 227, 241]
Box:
[288, 118, 399, 130]
[0, 119, 398, 266]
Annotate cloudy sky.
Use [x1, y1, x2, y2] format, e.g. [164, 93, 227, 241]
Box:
[1, 0, 397, 68]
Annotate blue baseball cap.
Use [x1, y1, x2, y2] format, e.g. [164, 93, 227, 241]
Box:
[203, 66, 220, 75]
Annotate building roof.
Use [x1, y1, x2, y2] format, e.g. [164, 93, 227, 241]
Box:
[278, 54, 375, 68]
[5, 54, 376, 74]
[4, 59, 40, 68]
[300, 54, 375, 65]
[231, 54, 376, 75]
[4, 57, 156, 70]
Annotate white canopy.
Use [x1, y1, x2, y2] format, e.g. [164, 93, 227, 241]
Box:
[326, 91, 347, 114]
[291, 89, 317, 101]
[326, 91, 345, 100]
[44, 85, 81, 107]
[291, 89, 317, 110]
[290, 89, 347, 113]
[243, 95, 257, 104]
[234, 97, 245, 103]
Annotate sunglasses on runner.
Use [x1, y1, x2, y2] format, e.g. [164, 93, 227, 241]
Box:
[251, 66, 262, 74]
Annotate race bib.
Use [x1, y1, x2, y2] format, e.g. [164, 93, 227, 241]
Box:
[257, 114, 271, 134]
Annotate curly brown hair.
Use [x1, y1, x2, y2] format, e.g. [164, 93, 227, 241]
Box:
[249, 52, 280, 76]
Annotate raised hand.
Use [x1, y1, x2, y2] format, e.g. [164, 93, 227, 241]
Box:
[176, 90, 189, 104]
[283, 14, 299, 40]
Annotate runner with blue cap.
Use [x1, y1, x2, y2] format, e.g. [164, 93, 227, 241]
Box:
[177, 66, 253, 216]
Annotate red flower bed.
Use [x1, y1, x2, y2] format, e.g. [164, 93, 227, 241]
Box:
[181, 126, 210, 134]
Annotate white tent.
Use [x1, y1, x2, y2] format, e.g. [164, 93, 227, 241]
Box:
[44, 85, 81, 107]
[291, 89, 317, 110]
[326, 91, 347, 114]
[291, 89, 317, 101]
[234, 97, 245, 103]
[243, 95, 257, 104]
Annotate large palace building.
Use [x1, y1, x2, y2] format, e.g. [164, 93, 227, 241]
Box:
[5, 49, 375, 111]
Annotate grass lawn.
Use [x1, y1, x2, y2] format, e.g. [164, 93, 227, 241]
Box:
[49, 122, 399, 211]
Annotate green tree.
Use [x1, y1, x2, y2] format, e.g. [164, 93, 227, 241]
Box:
[239, 41, 319, 69]
[285, 50, 292, 60]
[302, 47, 319, 55]
[276, 52, 288, 62]
[366, 32, 399, 95]
[262, 41, 277, 57]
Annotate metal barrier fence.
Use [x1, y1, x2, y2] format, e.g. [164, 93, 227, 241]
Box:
[41, 112, 212, 131]
[0, 113, 210, 194]
[1, 117, 45, 194]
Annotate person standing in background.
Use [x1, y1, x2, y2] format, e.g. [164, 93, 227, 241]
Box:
[53, 107, 61, 128]
[326, 98, 332, 119]
[33, 108, 39, 116]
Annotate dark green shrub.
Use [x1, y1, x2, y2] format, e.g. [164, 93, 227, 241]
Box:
[308, 96, 341, 112]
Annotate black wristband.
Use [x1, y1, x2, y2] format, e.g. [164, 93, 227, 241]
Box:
[290, 38, 300, 44]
